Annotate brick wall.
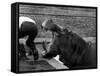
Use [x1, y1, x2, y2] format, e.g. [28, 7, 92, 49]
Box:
[19, 4, 96, 38]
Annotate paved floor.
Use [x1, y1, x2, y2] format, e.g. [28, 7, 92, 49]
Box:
[19, 40, 68, 72]
[19, 59, 55, 71]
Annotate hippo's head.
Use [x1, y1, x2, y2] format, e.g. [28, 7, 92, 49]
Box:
[41, 19, 64, 34]
[41, 19, 54, 31]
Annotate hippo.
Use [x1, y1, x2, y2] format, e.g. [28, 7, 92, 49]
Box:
[41, 19, 97, 69]
[19, 16, 39, 60]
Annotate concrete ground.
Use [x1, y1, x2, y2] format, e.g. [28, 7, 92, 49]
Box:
[19, 39, 68, 72]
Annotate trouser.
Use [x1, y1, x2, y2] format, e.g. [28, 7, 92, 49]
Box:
[18, 21, 39, 60]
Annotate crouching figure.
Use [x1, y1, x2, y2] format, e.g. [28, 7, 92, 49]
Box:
[41, 19, 96, 69]
[19, 16, 39, 60]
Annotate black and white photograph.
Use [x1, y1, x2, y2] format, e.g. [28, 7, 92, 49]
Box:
[11, 2, 97, 73]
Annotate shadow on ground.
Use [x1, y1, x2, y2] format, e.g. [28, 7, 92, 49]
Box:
[19, 60, 55, 72]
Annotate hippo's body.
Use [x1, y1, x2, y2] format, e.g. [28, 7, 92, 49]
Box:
[41, 19, 97, 69]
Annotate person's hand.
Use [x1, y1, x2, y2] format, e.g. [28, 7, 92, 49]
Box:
[42, 40, 48, 52]
[42, 50, 46, 56]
